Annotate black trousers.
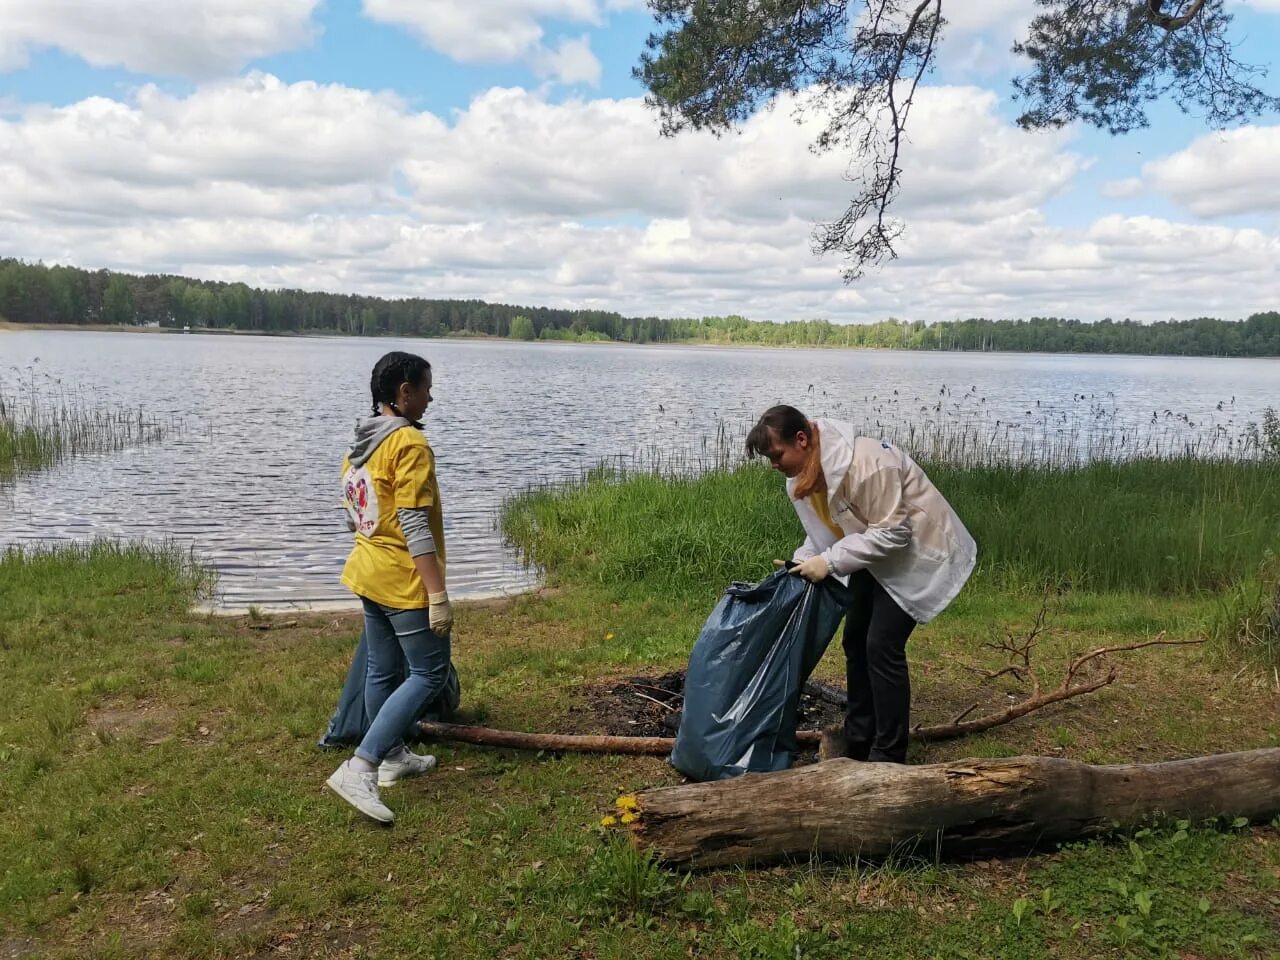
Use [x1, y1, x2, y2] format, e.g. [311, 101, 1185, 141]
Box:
[841, 570, 918, 763]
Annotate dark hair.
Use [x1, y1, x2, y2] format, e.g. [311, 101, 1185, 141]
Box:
[370, 351, 431, 418]
[745, 405, 811, 458]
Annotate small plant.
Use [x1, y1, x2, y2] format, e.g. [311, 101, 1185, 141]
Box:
[1009, 887, 1061, 927]
[725, 914, 827, 960]
[1050, 725, 1076, 749]
[583, 841, 677, 917]
[1244, 406, 1280, 460]
[1212, 551, 1280, 666]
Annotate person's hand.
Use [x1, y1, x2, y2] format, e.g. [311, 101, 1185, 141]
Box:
[428, 591, 453, 635]
[791, 554, 832, 582]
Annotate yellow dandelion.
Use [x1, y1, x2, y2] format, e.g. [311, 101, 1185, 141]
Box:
[619, 812, 638, 824]
[605, 632, 615, 641]
[599, 815, 617, 827]
[615, 794, 638, 811]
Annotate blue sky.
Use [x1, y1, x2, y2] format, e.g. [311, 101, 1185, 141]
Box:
[1, 1, 1279, 323]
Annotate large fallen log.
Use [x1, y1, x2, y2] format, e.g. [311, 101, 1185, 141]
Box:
[628, 748, 1280, 868]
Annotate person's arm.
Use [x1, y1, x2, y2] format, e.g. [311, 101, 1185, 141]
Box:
[412, 550, 445, 594]
[824, 464, 912, 575]
[393, 439, 453, 634]
[791, 534, 819, 564]
[397, 505, 451, 633]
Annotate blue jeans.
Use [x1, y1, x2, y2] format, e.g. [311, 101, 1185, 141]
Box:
[354, 597, 451, 765]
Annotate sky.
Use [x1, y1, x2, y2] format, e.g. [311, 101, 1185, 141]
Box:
[1, 0, 1279, 325]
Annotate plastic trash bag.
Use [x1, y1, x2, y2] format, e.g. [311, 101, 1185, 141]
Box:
[317, 629, 461, 748]
[670, 567, 849, 781]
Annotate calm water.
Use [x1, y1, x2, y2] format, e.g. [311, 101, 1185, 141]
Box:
[2, 331, 1276, 608]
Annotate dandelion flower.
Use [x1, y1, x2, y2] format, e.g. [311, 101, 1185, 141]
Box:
[600, 815, 617, 827]
[615, 794, 638, 811]
[605, 632, 615, 641]
[620, 812, 638, 824]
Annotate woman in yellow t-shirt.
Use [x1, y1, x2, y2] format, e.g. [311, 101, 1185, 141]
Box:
[325, 351, 452, 824]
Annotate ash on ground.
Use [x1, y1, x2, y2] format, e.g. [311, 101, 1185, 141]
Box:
[586, 670, 845, 747]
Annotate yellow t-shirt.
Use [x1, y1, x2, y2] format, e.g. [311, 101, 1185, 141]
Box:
[340, 426, 445, 609]
[808, 492, 844, 541]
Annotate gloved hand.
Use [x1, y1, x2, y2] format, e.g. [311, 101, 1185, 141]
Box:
[428, 591, 453, 636]
[791, 554, 832, 583]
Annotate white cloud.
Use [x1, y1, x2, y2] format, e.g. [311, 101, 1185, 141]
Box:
[399, 85, 1081, 230]
[361, 0, 610, 85]
[1102, 177, 1145, 199]
[934, 0, 1032, 75]
[1, 74, 1278, 324]
[532, 34, 602, 86]
[0, 0, 321, 77]
[1141, 125, 1280, 218]
[0, 74, 438, 225]
[850, 0, 1030, 76]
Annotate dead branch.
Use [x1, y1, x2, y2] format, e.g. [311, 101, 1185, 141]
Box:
[913, 632, 1204, 741]
[416, 721, 677, 756]
[949, 702, 981, 725]
[980, 583, 1062, 698]
[802, 678, 849, 706]
[626, 688, 679, 713]
[624, 681, 684, 701]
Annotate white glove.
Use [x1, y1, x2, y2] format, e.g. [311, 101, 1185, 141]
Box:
[792, 554, 832, 583]
[428, 591, 453, 636]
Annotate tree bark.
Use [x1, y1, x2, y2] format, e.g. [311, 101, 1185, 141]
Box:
[629, 748, 1280, 868]
[1146, 0, 1208, 31]
[416, 721, 680, 755]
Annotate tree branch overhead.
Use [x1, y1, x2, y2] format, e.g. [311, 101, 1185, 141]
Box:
[637, 0, 1279, 278]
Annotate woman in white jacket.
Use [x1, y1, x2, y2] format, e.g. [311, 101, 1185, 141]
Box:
[746, 405, 976, 763]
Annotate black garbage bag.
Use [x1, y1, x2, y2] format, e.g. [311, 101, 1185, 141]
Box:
[670, 567, 849, 781]
[317, 629, 461, 749]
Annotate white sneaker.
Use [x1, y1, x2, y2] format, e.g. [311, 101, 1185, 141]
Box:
[326, 759, 395, 823]
[377, 747, 437, 787]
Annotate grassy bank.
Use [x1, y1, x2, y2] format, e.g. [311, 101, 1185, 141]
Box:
[503, 458, 1280, 599]
[2, 456, 1279, 958]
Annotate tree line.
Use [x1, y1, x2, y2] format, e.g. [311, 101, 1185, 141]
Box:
[1, 258, 1277, 357]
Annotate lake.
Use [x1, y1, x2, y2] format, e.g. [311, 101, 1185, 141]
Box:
[2, 330, 1276, 609]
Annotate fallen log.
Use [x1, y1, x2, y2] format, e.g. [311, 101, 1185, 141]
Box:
[628, 748, 1280, 868]
[416, 721, 682, 755]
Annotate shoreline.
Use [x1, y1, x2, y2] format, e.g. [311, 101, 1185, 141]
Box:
[5, 321, 1278, 361]
[194, 582, 543, 617]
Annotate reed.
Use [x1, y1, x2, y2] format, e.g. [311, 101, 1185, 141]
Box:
[0, 382, 174, 482]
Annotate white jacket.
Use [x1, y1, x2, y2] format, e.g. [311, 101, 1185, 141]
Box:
[788, 419, 976, 624]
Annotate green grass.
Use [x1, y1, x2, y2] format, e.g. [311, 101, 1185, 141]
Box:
[3, 462, 1280, 957]
[503, 457, 1280, 598]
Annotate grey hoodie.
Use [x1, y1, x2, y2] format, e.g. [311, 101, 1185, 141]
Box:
[344, 415, 437, 557]
[348, 415, 414, 468]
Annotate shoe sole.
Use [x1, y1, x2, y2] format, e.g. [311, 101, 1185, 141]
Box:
[326, 776, 395, 823]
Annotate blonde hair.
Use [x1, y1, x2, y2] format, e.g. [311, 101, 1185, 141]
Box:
[790, 422, 825, 501]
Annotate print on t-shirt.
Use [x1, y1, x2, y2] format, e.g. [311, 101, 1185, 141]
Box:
[342, 463, 379, 536]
